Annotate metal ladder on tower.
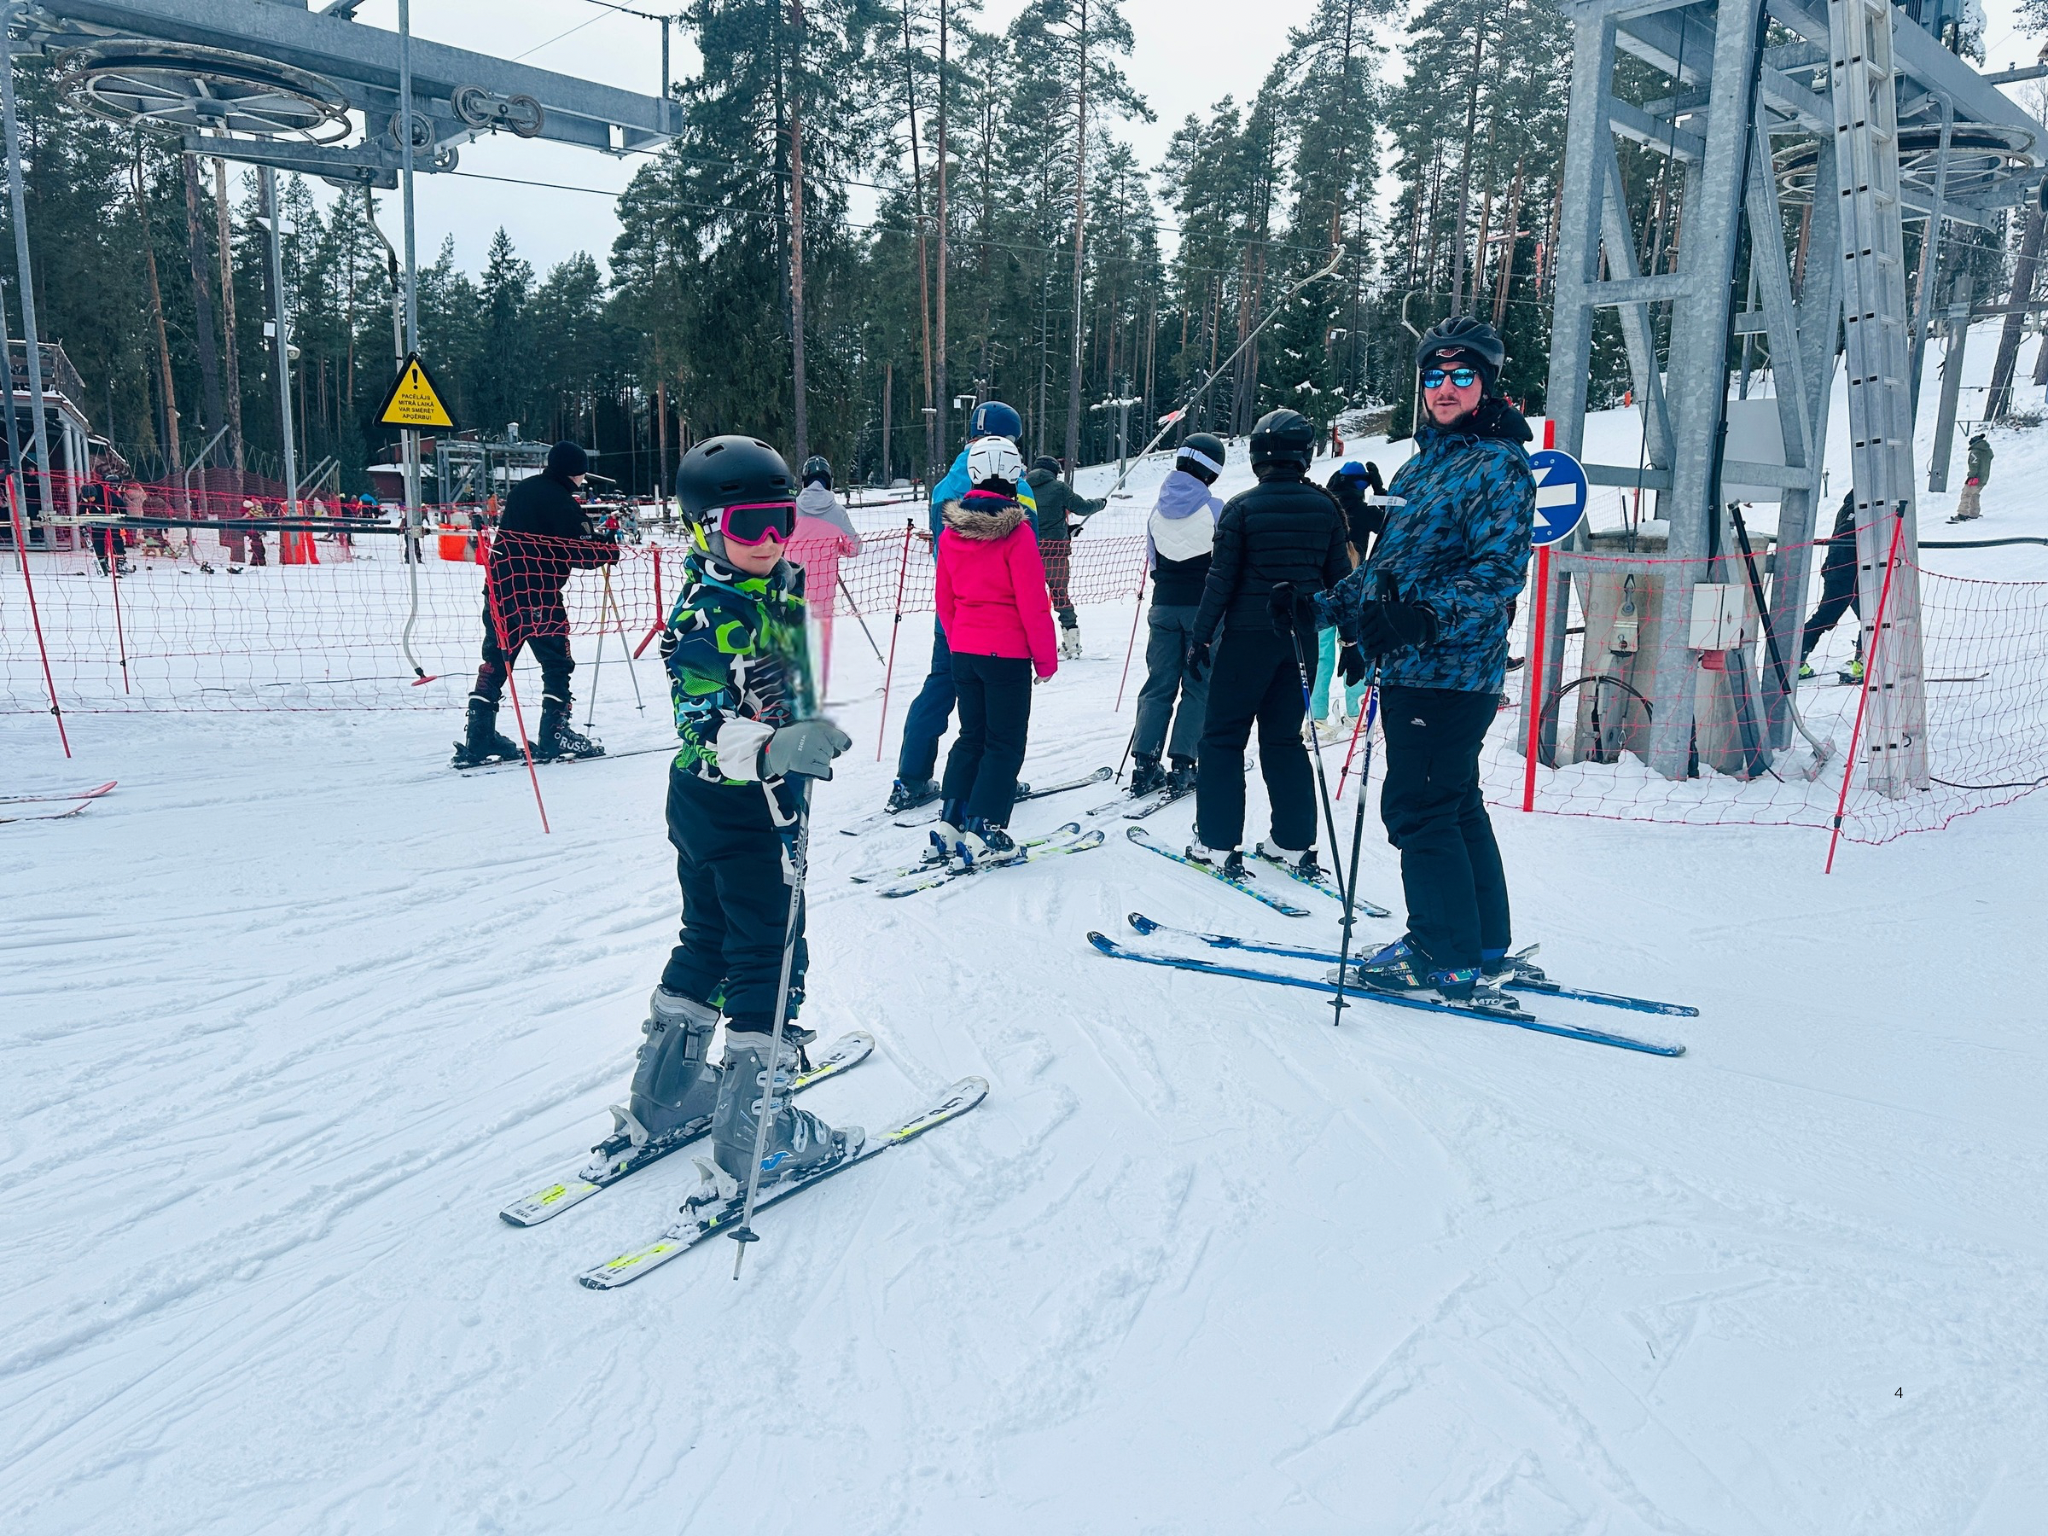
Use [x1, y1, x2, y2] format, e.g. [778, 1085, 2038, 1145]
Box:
[1827, 0, 1929, 795]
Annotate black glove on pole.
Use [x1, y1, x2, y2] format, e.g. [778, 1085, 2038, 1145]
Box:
[1273, 582, 1350, 905]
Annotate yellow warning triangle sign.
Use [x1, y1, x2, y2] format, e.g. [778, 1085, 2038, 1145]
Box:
[376, 352, 455, 430]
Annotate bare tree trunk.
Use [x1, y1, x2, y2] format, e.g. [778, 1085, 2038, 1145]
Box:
[787, 0, 810, 465]
[935, 0, 950, 455]
[1063, 0, 1088, 480]
[1448, 3, 1486, 313]
[1470, 179, 1493, 317]
[657, 377, 669, 502]
[902, 1, 936, 474]
[1492, 157, 1525, 331]
[131, 150, 182, 471]
[178, 155, 227, 458]
[214, 158, 245, 471]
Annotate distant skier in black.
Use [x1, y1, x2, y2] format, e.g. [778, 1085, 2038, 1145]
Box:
[455, 439, 618, 765]
[1798, 493, 1862, 682]
[1183, 409, 1350, 879]
[1129, 433, 1227, 798]
[1024, 455, 1107, 657]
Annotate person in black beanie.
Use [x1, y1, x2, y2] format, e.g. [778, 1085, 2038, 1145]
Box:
[1183, 409, 1350, 879]
[455, 439, 619, 765]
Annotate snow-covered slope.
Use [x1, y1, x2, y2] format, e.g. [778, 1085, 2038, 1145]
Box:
[8, 332, 2048, 1532]
[6, 572, 2048, 1532]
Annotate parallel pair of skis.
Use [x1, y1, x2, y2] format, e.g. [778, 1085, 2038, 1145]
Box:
[837, 765, 1113, 838]
[1089, 923, 1689, 1057]
[499, 1031, 988, 1289]
[1124, 825, 1392, 920]
[852, 821, 1106, 896]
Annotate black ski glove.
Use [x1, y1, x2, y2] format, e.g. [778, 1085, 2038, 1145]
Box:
[1185, 639, 1213, 682]
[761, 718, 853, 780]
[1358, 597, 1438, 659]
[1338, 643, 1367, 686]
[1266, 582, 1318, 636]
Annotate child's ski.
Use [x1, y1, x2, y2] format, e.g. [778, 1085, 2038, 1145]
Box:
[575, 1076, 989, 1290]
[1125, 826, 1311, 917]
[879, 827, 1105, 896]
[1248, 846, 1392, 919]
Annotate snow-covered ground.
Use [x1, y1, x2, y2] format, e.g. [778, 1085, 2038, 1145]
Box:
[6, 327, 2048, 1532]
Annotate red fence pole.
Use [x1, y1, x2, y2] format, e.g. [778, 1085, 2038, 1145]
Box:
[633, 543, 664, 659]
[483, 557, 551, 835]
[1337, 693, 1370, 798]
[1113, 560, 1148, 712]
[6, 475, 71, 757]
[875, 519, 914, 761]
[1521, 542, 1552, 812]
[1825, 513, 1906, 873]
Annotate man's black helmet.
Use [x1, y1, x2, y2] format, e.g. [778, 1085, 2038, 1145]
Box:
[800, 454, 831, 489]
[1415, 316, 1505, 393]
[1249, 409, 1316, 473]
[675, 435, 796, 526]
[1176, 431, 1227, 484]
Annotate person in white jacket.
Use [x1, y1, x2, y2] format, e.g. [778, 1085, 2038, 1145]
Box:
[1128, 433, 1228, 798]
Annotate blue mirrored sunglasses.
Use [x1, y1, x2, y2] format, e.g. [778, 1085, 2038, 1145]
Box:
[1421, 366, 1480, 390]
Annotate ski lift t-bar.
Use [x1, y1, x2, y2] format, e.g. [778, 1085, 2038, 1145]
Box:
[1102, 244, 1350, 498]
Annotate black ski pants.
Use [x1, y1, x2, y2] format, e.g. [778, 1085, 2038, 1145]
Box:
[660, 770, 807, 1033]
[896, 617, 955, 784]
[1133, 604, 1208, 763]
[1195, 627, 1316, 852]
[471, 603, 574, 708]
[1378, 684, 1509, 974]
[941, 651, 1034, 825]
[1799, 545, 1861, 662]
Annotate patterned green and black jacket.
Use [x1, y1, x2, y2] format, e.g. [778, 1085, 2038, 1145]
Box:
[661, 547, 812, 790]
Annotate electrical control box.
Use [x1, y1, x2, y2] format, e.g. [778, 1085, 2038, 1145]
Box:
[1687, 583, 1748, 650]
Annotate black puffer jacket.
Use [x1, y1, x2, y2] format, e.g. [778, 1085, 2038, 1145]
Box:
[1192, 470, 1350, 643]
[489, 469, 619, 644]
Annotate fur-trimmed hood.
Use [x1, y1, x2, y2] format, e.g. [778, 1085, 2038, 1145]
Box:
[940, 489, 1027, 541]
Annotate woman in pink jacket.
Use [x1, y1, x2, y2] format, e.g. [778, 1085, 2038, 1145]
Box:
[933, 436, 1059, 866]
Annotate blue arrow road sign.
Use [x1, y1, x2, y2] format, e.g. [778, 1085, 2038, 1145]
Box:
[1527, 449, 1588, 547]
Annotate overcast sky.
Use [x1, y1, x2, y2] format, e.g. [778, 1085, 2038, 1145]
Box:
[337, 0, 2046, 279]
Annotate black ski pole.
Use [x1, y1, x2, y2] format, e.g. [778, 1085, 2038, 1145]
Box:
[730, 777, 812, 1280]
[1329, 667, 1381, 1025]
[1276, 582, 1351, 906]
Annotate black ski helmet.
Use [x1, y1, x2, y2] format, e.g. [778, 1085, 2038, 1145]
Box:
[1415, 315, 1505, 393]
[1249, 409, 1316, 474]
[968, 400, 1023, 442]
[675, 435, 796, 528]
[1176, 431, 1227, 485]
[800, 454, 832, 489]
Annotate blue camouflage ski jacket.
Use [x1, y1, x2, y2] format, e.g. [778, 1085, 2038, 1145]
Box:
[1318, 398, 1534, 694]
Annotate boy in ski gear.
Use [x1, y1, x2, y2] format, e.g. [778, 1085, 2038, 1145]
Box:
[1025, 454, 1107, 657]
[1186, 409, 1350, 877]
[887, 401, 1038, 815]
[932, 436, 1060, 868]
[1798, 492, 1862, 679]
[1321, 318, 1531, 1005]
[1131, 433, 1227, 796]
[657, 433, 859, 1184]
[789, 455, 863, 697]
[1951, 432, 1991, 522]
[459, 439, 619, 766]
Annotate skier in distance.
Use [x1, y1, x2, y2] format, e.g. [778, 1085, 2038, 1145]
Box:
[931, 436, 1060, 868]
[1321, 316, 1534, 1009]
[1128, 433, 1228, 798]
[1183, 408, 1350, 879]
[1024, 454, 1106, 658]
[455, 439, 618, 766]
[635, 433, 859, 1187]
[788, 455, 863, 697]
[881, 401, 1038, 817]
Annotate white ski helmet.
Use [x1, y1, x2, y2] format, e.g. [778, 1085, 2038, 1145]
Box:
[966, 436, 1025, 491]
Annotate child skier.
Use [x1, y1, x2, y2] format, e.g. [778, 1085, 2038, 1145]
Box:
[1184, 409, 1351, 878]
[621, 433, 859, 1190]
[932, 436, 1060, 867]
[1129, 433, 1227, 797]
[789, 455, 863, 696]
[1024, 454, 1108, 657]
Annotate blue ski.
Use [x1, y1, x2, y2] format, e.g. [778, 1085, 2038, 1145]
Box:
[1086, 932, 1685, 1057]
[1123, 914, 1697, 1018]
[1124, 826, 1311, 918]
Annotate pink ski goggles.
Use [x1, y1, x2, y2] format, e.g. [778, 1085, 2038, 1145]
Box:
[717, 500, 796, 547]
